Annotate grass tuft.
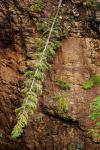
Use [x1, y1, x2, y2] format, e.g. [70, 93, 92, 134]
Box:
[28, 0, 44, 13]
[83, 80, 94, 90]
[89, 96, 100, 141]
[53, 92, 70, 116]
[55, 79, 70, 90]
[93, 75, 100, 85]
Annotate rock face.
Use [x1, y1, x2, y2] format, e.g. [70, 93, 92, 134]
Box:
[0, 0, 100, 150]
[42, 37, 100, 126]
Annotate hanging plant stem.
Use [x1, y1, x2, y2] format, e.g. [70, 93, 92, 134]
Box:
[11, 0, 64, 139]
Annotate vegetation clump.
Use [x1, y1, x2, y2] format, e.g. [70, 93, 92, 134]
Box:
[53, 92, 70, 116]
[83, 80, 94, 90]
[93, 74, 100, 85]
[61, 7, 71, 15]
[89, 96, 100, 141]
[83, 0, 96, 9]
[28, 0, 44, 13]
[36, 18, 67, 40]
[67, 143, 73, 150]
[35, 37, 60, 56]
[24, 70, 34, 78]
[55, 79, 70, 90]
[11, 1, 68, 139]
[36, 19, 52, 34]
[83, 74, 100, 90]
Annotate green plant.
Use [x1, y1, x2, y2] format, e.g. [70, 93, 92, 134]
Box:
[35, 38, 60, 54]
[67, 144, 73, 150]
[61, 7, 71, 15]
[55, 79, 70, 90]
[90, 96, 100, 121]
[35, 38, 46, 51]
[36, 19, 52, 34]
[89, 128, 100, 142]
[28, 0, 44, 13]
[25, 70, 34, 78]
[11, 1, 69, 139]
[11, 29, 64, 140]
[53, 92, 70, 116]
[36, 18, 67, 40]
[83, 74, 100, 90]
[83, 80, 94, 89]
[35, 39, 60, 62]
[93, 74, 100, 85]
[89, 96, 100, 141]
[83, 0, 96, 9]
[53, 27, 66, 40]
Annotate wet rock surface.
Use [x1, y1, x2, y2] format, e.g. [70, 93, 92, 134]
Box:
[0, 0, 100, 150]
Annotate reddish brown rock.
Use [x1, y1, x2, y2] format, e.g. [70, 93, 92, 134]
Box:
[0, 0, 100, 150]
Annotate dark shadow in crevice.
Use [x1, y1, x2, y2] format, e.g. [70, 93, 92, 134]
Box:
[42, 108, 100, 145]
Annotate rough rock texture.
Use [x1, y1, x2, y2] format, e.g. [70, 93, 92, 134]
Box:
[42, 37, 100, 132]
[0, 0, 100, 150]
